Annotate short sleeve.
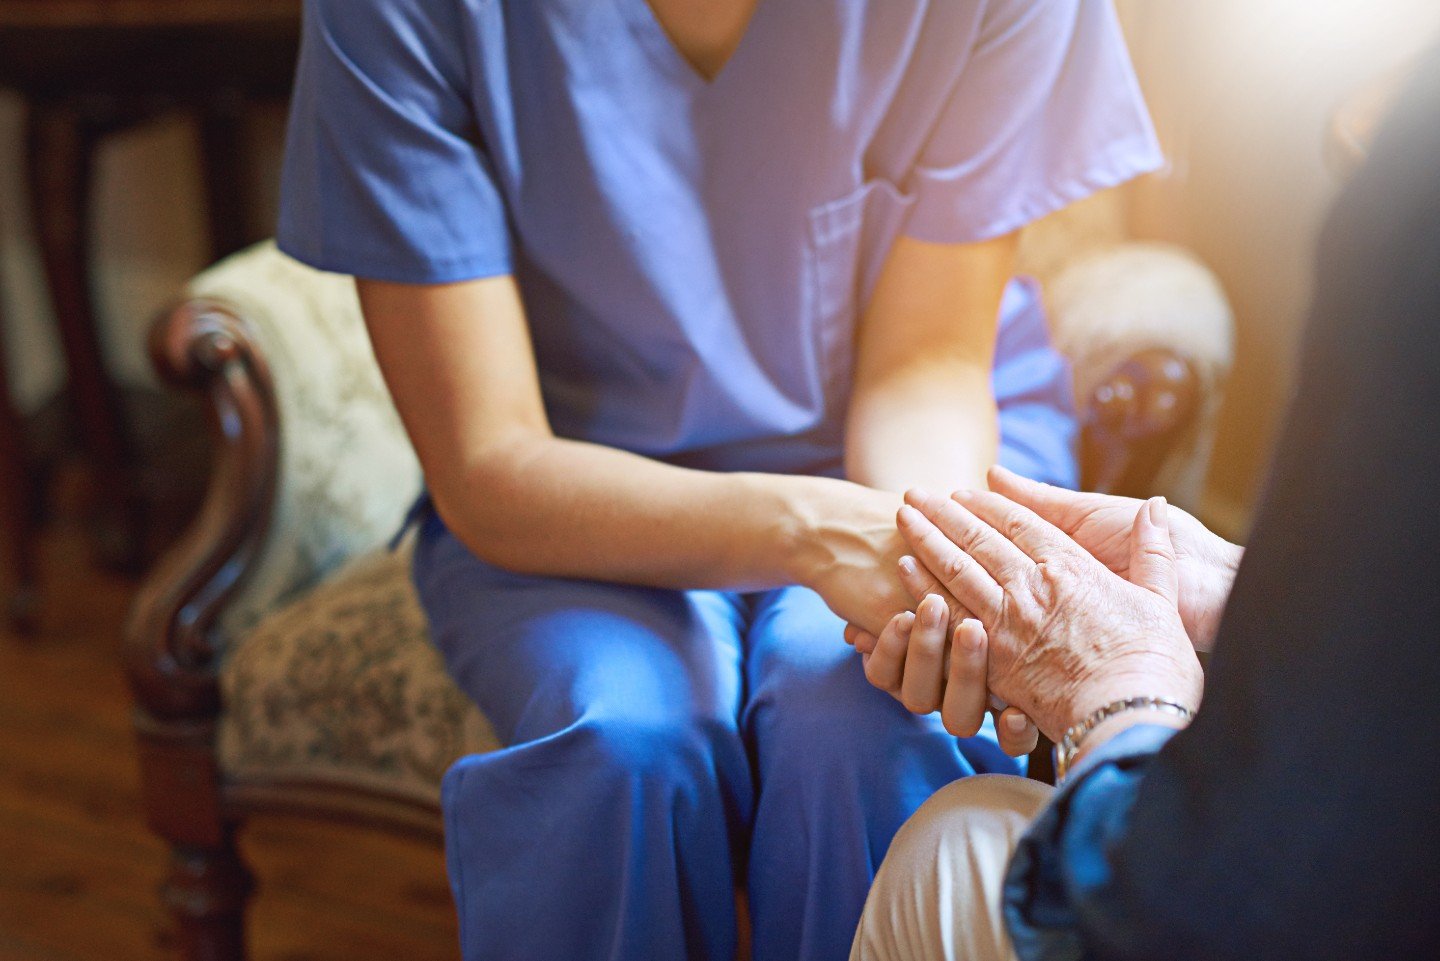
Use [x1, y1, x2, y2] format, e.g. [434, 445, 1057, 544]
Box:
[901, 0, 1163, 245]
[276, 0, 512, 283]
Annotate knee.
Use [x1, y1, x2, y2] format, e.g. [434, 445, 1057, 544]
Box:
[573, 710, 741, 798]
[889, 775, 1054, 870]
[852, 776, 1054, 961]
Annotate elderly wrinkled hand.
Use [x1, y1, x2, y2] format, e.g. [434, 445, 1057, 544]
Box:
[984, 465, 1243, 652]
[891, 486, 1203, 742]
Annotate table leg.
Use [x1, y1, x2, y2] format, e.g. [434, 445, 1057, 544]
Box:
[198, 92, 256, 263]
[0, 288, 40, 634]
[25, 99, 145, 572]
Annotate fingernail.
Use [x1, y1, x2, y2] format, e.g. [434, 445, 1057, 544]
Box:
[1148, 496, 1168, 526]
[1005, 713, 1030, 734]
[897, 505, 920, 525]
[921, 595, 945, 626]
[958, 618, 984, 650]
[898, 555, 917, 576]
[909, 487, 931, 501]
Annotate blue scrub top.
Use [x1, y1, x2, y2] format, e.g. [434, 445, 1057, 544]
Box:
[277, 0, 1161, 477]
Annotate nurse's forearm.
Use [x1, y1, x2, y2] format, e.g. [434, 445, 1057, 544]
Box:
[360, 274, 914, 634]
[845, 361, 998, 495]
[429, 433, 902, 600]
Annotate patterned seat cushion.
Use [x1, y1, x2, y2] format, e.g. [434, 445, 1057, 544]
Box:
[217, 546, 499, 806]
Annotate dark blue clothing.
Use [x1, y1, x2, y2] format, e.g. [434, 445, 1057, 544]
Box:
[1004, 44, 1440, 961]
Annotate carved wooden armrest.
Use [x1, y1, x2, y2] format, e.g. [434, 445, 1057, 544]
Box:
[124, 299, 278, 726]
[1080, 347, 1202, 496]
[121, 295, 283, 961]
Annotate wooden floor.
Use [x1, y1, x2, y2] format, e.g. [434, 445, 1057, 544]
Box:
[0, 490, 459, 961]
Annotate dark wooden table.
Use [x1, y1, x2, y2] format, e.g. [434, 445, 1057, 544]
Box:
[0, 0, 300, 630]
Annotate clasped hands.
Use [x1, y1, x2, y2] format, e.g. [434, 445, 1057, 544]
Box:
[844, 466, 1238, 758]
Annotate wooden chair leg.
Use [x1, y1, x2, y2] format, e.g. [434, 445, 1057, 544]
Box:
[162, 830, 255, 961]
[25, 98, 146, 572]
[134, 714, 255, 961]
[0, 293, 40, 634]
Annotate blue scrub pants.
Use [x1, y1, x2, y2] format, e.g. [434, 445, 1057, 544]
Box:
[411, 279, 1077, 961]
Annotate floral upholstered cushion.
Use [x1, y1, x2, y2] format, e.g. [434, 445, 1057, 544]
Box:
[217, 546, 499, 806]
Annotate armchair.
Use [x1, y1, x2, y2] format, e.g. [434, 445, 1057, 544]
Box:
[125, 198, 1232, 960]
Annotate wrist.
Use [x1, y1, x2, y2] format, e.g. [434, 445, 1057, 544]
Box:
[1064, 702, 1193, 776]
[770, 474, 902, 594]
[1056, 655, 1203, 740]
[755, 473, 849, 589]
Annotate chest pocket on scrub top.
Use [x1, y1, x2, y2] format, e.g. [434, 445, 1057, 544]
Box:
[805, 179, 917, 398]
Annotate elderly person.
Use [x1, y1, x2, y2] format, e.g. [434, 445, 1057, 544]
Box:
[845, 43, 1440, 961]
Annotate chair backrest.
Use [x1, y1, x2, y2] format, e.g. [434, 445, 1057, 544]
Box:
[184, 242, 423, 639]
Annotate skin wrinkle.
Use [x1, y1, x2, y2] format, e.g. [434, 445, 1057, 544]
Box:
[900, 489, 1202, 738]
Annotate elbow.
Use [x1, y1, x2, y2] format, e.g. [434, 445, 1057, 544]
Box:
[423, 432, 552, 571]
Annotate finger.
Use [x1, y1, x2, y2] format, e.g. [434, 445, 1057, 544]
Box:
[896, 555, 931, 603]
[951, 489, 1077, 563]
[900, 595, 948, 714]
[986, 465, 1093, 533]
[898, 556, 977, 622]
[863, 611, 914, 695]
[940, 618, 989, 737]
[896, 504, 1004, 618]
[904, 489, 1032, 585]
[996, 707, 1040, 757]
[847, 624, 879, 656]
[1129, 496, 1180, 605]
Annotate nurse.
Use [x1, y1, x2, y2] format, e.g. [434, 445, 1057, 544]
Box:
[275, 1, 1162, 959]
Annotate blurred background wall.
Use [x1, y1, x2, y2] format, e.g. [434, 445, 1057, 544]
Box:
[1117, 0, 1440, 535]
[3, 1, 1439, 539]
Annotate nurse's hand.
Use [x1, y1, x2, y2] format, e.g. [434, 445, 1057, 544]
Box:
[794, 485, 918, 637]
[845, 601, 1039, 757]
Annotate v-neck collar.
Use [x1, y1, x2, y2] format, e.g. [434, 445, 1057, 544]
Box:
[622, 0, 768, 93]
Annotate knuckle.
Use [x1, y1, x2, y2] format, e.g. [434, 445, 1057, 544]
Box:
[1136, 543, 1176, 564]
[950, 520, 984, 554]
[1000, 505, 1029, 539]
[939, 553, 970, 586]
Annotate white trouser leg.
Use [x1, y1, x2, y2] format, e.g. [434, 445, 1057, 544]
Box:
[850, 774, 1055, 961]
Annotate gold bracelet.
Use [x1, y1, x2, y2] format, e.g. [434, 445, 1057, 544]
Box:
[1053, 696, 1194, 781]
